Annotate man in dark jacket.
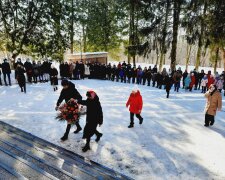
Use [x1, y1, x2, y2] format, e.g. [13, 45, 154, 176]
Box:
[165, 75, 173, 98]
[14, 58, 24, 79]
[78, 91, 103, 152]
[56, 79, 83, 141]
[1, 58, 11, 86]
[24, 58, 33, 83]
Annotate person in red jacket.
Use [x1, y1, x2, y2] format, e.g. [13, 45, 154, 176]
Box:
[207, 74, 214, 90]
[189, 73, 196, 91]
[126, 87, 143, 128]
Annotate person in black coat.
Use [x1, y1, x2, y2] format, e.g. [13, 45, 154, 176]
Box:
[165, 75, 173, 98]
[182, 70, 188, 89]
[14, 58, 24, 79]
[146, 67, 152, 86]
[131, 67, 137, 84]
[111, 65, 116, 81]
[24, 58, 33, 83]
[198, 70, 205, 90]
[78, 91, 103, 152]
[79, 61, 85, 80]
[56, 79, 83, 141]
[1, 58, 11, 86]
[16, 64, 26, 93]
[50, 65, 58, 91]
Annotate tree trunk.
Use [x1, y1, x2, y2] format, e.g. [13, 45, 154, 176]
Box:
[160, 0, 170, 71]
[70, 0, 74, 54]
[83, 25, 87, 52]
[128, 0, 135, 65]
[214, 47, 219, 74]
[185, 44, 192, 71]
[201, 47, 207, 67]
[159, 53, 164, 71]
[195, 44, 201, 70]
[170, 1, 181, 71]
[156, 47, 159, 65]
[195, 1, 207, 70]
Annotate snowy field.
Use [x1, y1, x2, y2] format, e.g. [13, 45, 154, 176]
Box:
[0, 78, 225, 180]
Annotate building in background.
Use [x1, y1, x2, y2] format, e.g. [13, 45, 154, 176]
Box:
[66, 52, 108, 64]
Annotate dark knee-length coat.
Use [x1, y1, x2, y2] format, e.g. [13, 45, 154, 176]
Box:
[78, 95, 103, 139]
[16, 66, 26, 87]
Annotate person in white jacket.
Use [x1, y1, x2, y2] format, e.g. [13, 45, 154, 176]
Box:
[216, 76, 224, 93]
[201, 75, 208, 93]
[84, 63, 90, 78]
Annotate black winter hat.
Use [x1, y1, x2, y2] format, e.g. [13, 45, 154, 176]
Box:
[61, 79, 69, 86]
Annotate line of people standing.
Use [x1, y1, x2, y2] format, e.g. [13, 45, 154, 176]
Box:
[80, 61, 225, 97]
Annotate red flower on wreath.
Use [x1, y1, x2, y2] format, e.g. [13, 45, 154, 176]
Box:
[56, 98, 84, 124]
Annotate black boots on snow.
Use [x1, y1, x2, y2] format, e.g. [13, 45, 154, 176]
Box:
[82, 138, 91, 152]
[54, 87, 58, 91]
[61, 124, 71, 141]
[128, 117, 143, 128]
[74, 123, 82, 134]
[95, 132, 103, 142]
[139, 118, 143, 124]
[128, 124, 134, 128]
[82, 144, 90, 152]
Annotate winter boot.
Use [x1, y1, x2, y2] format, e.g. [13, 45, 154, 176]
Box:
[166, 92, 169, 98]
[82, 138, 90, 152]
[56, 86, 58, 90]
[128, 123, 134, 128]
[210, 119, 215, 126]
[74, 122, 82, 134]
[95, 131, 103, 142]
[139, 118, 143, 125]
[61, 124, 71, 141]
[82, 144, 90, 152]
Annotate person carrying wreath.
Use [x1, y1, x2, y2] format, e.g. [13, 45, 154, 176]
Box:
[55, 79, 82, 141]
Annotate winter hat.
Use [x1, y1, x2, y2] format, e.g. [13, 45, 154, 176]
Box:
[132, 85, 139, 93]
[86, 90, 96, 99]
[61, 79, 69, 86]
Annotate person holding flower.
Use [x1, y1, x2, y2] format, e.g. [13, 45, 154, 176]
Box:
[56, 79, 82, 141]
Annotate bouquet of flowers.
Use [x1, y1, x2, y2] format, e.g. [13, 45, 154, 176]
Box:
[56, 98, 85, 124]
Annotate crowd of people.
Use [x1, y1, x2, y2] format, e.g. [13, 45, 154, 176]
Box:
[0, 58, 225, 97]
[0, 58, 224, 152]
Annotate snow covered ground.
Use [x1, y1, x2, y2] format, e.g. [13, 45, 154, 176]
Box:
[0, 78, 225, 180]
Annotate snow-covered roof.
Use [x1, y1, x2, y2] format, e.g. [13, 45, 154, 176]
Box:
[66, 52, 108, 61]
[71, 52, 108, 56]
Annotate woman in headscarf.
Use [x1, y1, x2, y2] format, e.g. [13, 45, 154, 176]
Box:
[78, 90, 103, 152]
